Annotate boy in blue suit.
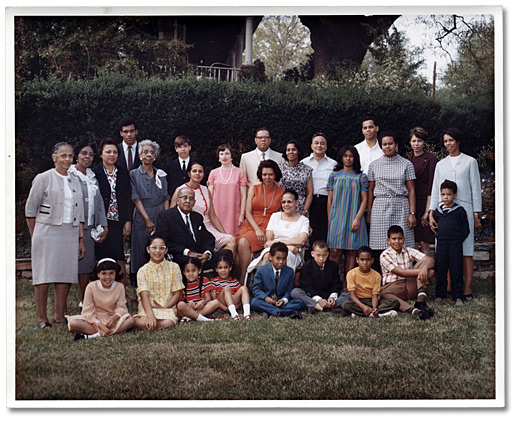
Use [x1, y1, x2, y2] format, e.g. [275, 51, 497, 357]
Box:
[251, 242, 305, 318]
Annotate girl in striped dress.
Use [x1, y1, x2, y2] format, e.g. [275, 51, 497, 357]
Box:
[327, 145, 369, 274]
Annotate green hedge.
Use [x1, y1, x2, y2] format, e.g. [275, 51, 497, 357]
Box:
[15, 73, 495, 252]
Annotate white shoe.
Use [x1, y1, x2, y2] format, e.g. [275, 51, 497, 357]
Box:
[454, 298, 464, 307]
[379, 310, 398, 318]
[351, 313, 361, 318]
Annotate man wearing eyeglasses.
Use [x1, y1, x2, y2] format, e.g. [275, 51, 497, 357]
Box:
[156, 186, 220, 269]
[239, 127, 284, 187]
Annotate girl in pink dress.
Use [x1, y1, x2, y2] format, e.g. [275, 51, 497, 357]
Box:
[170, 160, 236, 254]
[207, 144, 248, 237]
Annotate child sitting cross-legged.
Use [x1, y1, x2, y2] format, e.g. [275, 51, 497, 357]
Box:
[210, 251, 252, 321]
[341, 246, 400, 318]
[68, 258, 135, 340]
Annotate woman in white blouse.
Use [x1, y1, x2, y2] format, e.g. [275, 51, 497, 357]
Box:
[25, 142, 86, 328]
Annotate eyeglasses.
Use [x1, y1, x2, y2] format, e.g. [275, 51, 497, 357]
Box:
[256, 136, 271, 140]
[141, 150, 156, 156]
[149, 245, 167, 251]
[178, 196, 196, 201]
[281, 200, 294, 204]
[79, 151, 95, 157]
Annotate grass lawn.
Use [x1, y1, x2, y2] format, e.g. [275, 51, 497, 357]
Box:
[14, 276, 496, 401]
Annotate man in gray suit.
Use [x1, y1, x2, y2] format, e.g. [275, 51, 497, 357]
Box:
[239, 127, 284, 187]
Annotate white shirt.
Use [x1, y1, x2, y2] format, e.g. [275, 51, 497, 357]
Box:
[301, 154, 337, 196]
[256, 148, 272, 162]
[123, 142, 138, 166]
[178, 156, 190, 170]
[271, 264, 288, 304]
[449, 154, 461, 169]
[57, 172, 74, 224]
[355, 140, 384, 174]
[177, 209, 212, 259]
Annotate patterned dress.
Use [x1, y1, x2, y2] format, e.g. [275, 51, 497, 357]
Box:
[187, 183, 234, 251]
[327, 170, 369, 250]
[134, 259, 185, 323]
[367, 155, 416, 250]
[130, 166, 169, 273]
[279, 162, 313, 214]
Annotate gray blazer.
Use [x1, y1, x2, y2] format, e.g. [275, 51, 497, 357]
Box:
[70, 168, 108, 229]
[25, 168, 84, 226]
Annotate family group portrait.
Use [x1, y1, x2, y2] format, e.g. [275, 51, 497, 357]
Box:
[5, 4, 504, 409]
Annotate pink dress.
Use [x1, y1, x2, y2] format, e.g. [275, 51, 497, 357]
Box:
[207, 166, 248, 237]
[185, 183, 234, 250]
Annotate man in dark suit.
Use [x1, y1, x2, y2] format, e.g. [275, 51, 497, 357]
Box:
[156, 186, 218, 269]
[116, 116, 141, 175]
[250, 242, 305, 318]
[164, 135, 193, 197]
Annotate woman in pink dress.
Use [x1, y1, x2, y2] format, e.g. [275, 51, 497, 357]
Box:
[207, 144, 248, 237]
[171, 160, 236, 254]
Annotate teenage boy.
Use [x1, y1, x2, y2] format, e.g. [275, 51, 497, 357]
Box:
[341, 246, 400, 318]
[355, 116, 383, 174]
[379, 225, 435, 319]
[432, 180, 470, 306]
[291, 240, 349, 314]
[116, 116, 141, 175]
[250, 242, 305, 318]
[164, 135, 194, 197]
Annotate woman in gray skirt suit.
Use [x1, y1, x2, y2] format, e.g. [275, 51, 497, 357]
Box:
[25, 142, 87, 328]
[68, 141, 108, 302]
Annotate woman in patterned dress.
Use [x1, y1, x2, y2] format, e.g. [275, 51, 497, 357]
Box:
[170, 160, 236, 254]
[129, 140, 170, 275]
[279, 140, 313, 216]
[407, 127, 437, 255]
[327, 145, 368, 274]
[207, 144, 248, 237]
[366, 131, 417, 271]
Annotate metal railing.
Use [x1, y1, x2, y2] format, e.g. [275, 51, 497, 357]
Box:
[196, 64, 241, 82]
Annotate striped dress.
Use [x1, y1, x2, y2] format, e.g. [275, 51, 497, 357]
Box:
[327, 170, 369, 250]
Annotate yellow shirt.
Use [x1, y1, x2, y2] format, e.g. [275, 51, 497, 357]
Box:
[135, 260, 184, 321]
[346, 267, 381, 299]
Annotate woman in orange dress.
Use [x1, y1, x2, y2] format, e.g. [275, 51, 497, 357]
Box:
[237, 160, 284, 284]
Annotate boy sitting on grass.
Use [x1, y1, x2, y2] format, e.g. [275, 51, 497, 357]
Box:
[379, 225, 435, 320]
[251, 242, 305, 319]
[341, 246, 400, 318]
[431, 180, 470, 306]
[291, 240, 349, 314]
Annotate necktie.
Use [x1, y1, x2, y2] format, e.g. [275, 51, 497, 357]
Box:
[273, 270, 279, 302]
[262, 152, 266, 162]
[185, 215, 196, 241]
[182, 160, 186, 172]
[127, 146, 133, 171]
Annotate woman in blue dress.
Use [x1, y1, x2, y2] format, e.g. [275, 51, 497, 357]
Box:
[327, 145, 368, 275]
[130, 140, 170, 274]
[429, 128, 482, 301]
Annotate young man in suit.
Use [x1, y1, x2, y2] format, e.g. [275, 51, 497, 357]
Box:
[250, 242, 305, 318]
[116, 116, 141, 175]
[239, 128, 284, 187]
[164, 135, 193, 198]
[156, 186, 220, 269]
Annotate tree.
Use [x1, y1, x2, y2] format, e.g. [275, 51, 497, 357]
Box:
[440, 18, 494, 101]
[253, 16, 313, 78]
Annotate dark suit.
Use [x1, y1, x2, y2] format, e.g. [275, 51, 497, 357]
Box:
[251, 263, 305, 316]
[164, 158, 190, 197]
[116, 142, 141, 175]
[92, 163, 133, 261]
[156, 206, 216, 267]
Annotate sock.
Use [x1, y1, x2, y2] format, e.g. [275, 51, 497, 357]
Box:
[196, 314, 212, 322]
[87, 332, 100, 339]
[412, 308, 420, 315]
[417, 292, 427, 301]
[182, 317, 192, 322]
[228, 304, 238, 318]
[243, 304, 251, 317]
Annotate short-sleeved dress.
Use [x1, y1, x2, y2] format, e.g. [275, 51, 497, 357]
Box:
[130, 166, 169, 273]
[237, 183, 284, 253]
[183, 183, 233, 251]
[247, 212, 309, 272]
[408, 152, 437, 244]
[207, 166, 248, 237]
[279, 162, 313, 214]
[67, 280, 132, 336]
[368, 155, 416, 250]
[134, 259, 185, 324]
[327, 170, 369, 250]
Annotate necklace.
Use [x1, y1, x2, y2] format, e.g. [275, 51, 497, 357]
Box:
[219, 165, 234, 185]
[263, 184, 276, 216]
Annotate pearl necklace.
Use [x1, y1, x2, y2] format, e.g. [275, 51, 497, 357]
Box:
[219, 165, 234, 185]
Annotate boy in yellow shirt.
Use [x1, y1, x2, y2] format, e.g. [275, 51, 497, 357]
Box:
[341, 246, 400, 318]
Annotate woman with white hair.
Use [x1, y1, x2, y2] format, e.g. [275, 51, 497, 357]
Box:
[129, 140, 170, 274]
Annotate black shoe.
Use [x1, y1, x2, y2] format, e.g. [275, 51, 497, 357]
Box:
[73, 331, 87, 341]
[331, 308, 348, 317]
[417, 309, 432, 320]
[414, 300, 434, 317]
[306, 306, 316, 315]
[289, 311, 303, 319]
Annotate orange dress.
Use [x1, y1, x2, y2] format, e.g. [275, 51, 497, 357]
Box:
[238, 183, 284, 252]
